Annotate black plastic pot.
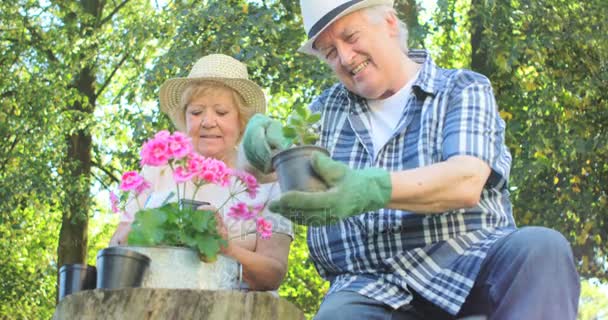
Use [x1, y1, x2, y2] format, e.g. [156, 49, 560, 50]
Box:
[271, 145, 330, 192]
[58, 264, 97, 301]
[179, 199, 210, 210]
[96, 247, 151, 289]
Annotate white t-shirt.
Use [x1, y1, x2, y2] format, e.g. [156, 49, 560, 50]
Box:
[366, 73, 419, 157]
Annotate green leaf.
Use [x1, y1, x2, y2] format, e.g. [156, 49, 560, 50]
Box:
[190, 209, 214, 232]
[196, 235, 221, 260]
[295, 105, 309, 118]
[308, 113, 321, 123]
[302, 134, 319, 145]
[282, 126, 298, 139]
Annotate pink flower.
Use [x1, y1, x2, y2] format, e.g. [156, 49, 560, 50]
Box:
[134, 180, 151, 195]
[109, 191, 120, 213]
[140, 138, 170, 166]
[167, 132, 192, 160]
[198, 158, 231, 187]
[154, 130, 171, 140]
[187, 153, 207, 173]
[232, 170, 259, 198]
[120, 171, 148, 192]
[173, 166, 195, 183]
[256, 217, 273, 239]
[252, 203, 265, 214]
[227, 202, 256, 220]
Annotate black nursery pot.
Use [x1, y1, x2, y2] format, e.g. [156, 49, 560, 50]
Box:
[96, 247, 150, 289]
[58, 264, 97, 301]
[179, 199, 210, 211]
[271, 145, 330, 193]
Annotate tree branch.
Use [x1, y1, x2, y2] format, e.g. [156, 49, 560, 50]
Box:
[1, 89, 16, 99]
[91, 170, 111, 191]
[91, 159, 121, 184]
[22, 16, 58, 63]
[99, 0, 131, 26]
[0, 135, 21, 172]
[95, 53, 130, 98]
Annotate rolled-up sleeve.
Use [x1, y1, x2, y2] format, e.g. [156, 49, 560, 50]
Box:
[442, 72, 512, 188]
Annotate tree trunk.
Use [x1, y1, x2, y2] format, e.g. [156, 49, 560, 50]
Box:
[470, 0, 489, 75]
[54, 289, 305, 320]
[395, 0, 424, 47]
[56, 0, 102, 303]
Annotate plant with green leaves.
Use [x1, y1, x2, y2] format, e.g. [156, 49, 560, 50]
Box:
[282, 105, 322, 146]
[112, 130, 270, 262]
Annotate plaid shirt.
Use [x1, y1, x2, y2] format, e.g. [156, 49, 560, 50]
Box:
[307, 50, 516, 315]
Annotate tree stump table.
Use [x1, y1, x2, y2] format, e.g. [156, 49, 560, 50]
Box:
[53, 288, 305, 319]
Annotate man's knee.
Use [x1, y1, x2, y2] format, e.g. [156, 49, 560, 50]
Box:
[315, 291, 390, 320]
[512, 226, 574, 261]
[506, 227, 574, 269]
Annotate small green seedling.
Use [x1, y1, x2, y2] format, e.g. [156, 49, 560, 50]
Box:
[282, 104, 321, 146]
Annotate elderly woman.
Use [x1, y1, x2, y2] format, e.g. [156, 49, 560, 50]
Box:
[109, 54, 293, 291]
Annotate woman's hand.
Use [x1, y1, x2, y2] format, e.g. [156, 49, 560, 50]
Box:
[195, 204, 232, 254]
[215, 212, 234, 256]
[109, 221, 132, 246]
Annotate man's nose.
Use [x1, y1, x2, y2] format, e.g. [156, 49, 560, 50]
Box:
[337, 43, 355, 67]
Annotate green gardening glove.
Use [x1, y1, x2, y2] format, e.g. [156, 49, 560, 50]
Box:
[269, 152, 392, 226]
[242, 114, 292, 173]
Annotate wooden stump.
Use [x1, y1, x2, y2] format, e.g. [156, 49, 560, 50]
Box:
[53, 288, 305, 320]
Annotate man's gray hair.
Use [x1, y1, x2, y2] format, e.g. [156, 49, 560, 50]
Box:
[363, 5, 409, 53]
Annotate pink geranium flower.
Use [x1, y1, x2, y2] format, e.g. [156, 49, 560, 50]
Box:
[140, 138, 171, 166]
[232, 170, 260, 198]
[134, 180, 151, 195]
[167, 132, 192, 160]
[109, 191, 120, 213]
[173, 166, 195, 183]
[227, 202, 255, 220]
[187, 153, 207, 173]
[256, 217, 273, 239]
[120, 171, 148, 192]
[110, 130, 273, 261]
[154, 130, 171, 140]
[198, 158, 231, 187]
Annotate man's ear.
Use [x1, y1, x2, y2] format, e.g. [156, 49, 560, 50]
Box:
[385, 12, 400, 38]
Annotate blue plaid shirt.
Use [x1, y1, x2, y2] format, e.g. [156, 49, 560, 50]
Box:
[307, 50, 516, 315]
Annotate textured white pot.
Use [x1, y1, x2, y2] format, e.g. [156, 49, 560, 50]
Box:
[125, 246, 240, 290]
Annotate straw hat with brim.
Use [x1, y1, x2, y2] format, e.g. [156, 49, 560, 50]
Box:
[298, 0, 394, 55]
[159, 54, 266, 132]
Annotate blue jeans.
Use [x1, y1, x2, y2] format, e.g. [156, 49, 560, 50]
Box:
[314, 227, 580, 320]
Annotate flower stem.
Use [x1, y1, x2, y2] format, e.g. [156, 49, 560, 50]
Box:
[168, 162, 181, 202]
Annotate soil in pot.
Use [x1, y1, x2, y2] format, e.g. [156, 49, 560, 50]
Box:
[271, 145, 330, 193]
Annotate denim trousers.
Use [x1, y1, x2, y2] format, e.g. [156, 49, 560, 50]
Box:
[314, 227, 580, 320]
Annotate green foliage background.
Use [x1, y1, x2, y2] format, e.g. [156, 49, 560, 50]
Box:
[0, 0, 606, 318]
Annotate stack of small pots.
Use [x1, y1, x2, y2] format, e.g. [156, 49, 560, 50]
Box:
[58, 247, 150, 301]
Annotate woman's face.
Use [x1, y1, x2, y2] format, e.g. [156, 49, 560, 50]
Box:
[185, 87, 241, 164]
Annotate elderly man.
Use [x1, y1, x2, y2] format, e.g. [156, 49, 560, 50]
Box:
[242, 0, 580, 319]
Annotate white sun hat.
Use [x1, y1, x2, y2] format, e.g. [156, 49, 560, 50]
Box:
[159, 54, 266, 132]
[298, 0, 394, 55]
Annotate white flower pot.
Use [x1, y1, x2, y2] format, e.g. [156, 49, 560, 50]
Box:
[124, 246, 240, 290]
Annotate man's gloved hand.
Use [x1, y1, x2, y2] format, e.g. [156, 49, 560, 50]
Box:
[242, 114, 291, 173]
[269, 152, 392, 226]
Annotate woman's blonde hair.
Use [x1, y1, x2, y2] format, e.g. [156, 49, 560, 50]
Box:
[179, 80, 256, 140]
